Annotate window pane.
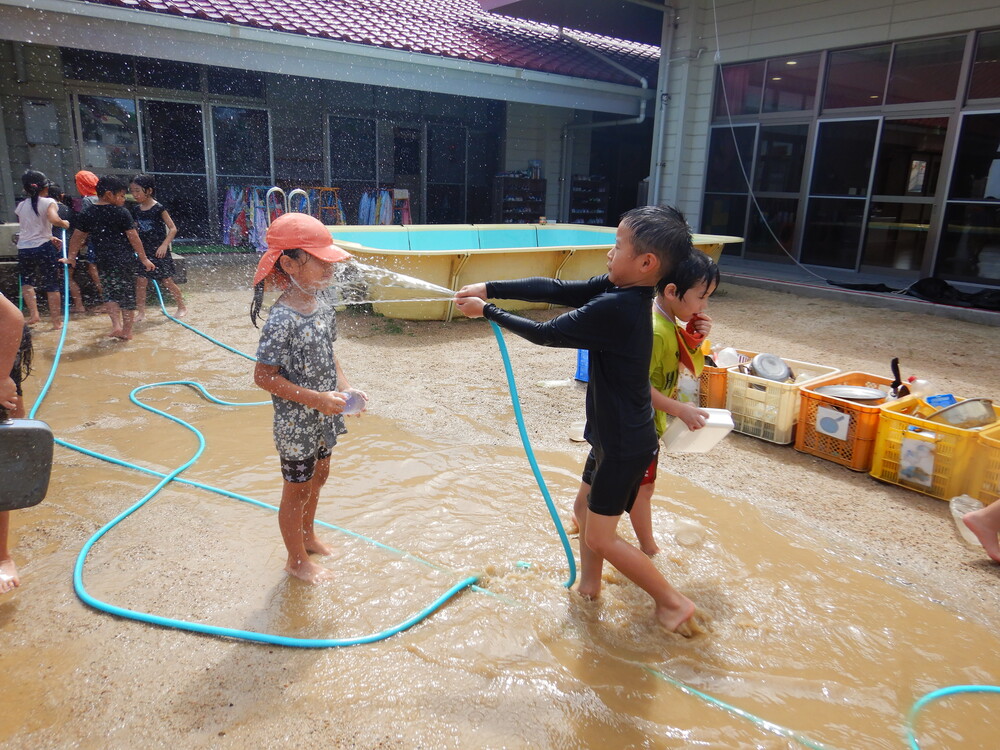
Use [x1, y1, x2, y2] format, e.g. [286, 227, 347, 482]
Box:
[713, 62, 765, 118]
[207, 67, 265, 98]
[63, 48, 133, 85]
[705, 126, 755, 193]
[872, 117, 947, 196]
[969, 30, 1000, 100]
[936, 203, 1000, 282]
[948, 113, 1000, 200]
[330, 117, 376, 181]
[153, 174, 210, 241]
[886, 36, 965, 105]
[754, 124, 809, 193]
[213, 107, 270, 177]
[141, 101, 205, 174]
[746, 197, 799, 258]
[427, 184, 464, 224]
[428, 124, 466, 184]
[824, 45, 890, 109]
[862, 201, 931, 270]
[701, 194, 747, 255]
[762, 54, 820, 113]
[801, 197, 865, 267]
[811, 119, 878, 196]
[77, 96, 141, 172]
[137, 59, 201, 92]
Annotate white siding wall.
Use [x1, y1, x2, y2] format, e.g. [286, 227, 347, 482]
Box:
[654, 0, 1000, 229]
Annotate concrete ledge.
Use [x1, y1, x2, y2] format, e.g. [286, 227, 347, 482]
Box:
[722, 272, 1000, 327]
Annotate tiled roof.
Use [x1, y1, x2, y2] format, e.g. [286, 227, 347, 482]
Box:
[80, 0, 660, 86]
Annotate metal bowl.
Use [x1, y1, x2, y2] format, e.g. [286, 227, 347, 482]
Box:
[813, 385, 887, 404]
[927, 398, 996, 429]
[749, 353, 792, 382]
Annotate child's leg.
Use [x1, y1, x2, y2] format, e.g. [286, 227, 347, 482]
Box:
[629, 483, 660, 556]
[279, 476, 333, 584]
[574, 485, 605, 599]
[964, 501, 1000, 563]
[120, 309, 135, 340]
[69, 276, 86, 313]
[584, 511, 694, 632]
[0, 510, 19, 594]
[45, 290, 62, 330]
[88, 263, 105, 301]
[21, 286, 40, 325]
[301, 456, 333, 556]
[163, 278, 187, 317]
[106, 301, 124, 338]
[134, 276, 148, 322]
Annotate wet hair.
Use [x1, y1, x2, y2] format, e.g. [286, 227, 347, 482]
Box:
[95, 174, 128, 197]
[21, 169, 49, 215]
[250, 248, 304, 327]
[655, 248, 720, 298]
[130, 173, 156, 196]
[619, 205, 694, 287]
[48, 183, 73, 210]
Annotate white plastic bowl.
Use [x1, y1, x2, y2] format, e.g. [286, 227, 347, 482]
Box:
[660, 408, 734, 453]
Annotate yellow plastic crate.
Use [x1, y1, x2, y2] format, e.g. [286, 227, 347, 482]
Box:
[725, 357, 839, 445]
[795, 372, 895, 471]
[970, 423, 1000, 505]
[699, 349, 754, 409]
[869, 395, 1000, 500]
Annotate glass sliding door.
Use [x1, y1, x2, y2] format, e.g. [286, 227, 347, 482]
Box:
[427, 123, 466, 224]
[140, 100, 209, 240]
[75, 95, 141, 174]
[746, 123, 809, 258]
[701, 124, 755, 255]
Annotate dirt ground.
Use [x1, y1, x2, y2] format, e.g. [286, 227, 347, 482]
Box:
[339, 280, 1000, 632]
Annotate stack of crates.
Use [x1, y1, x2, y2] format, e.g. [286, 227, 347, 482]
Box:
[870, 395, 1000, 500]
[725, 357, 839, 444]
[795, 372, 894, 471]
[699, 350, 754, 409]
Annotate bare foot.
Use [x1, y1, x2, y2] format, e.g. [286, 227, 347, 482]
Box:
[50, 322, 63, 331]
[641, 543, 661, 557]
[304, 537, 334, 556]
[0, 558, 20, 594]
[655, 595, 697, 636]
[108, 329, 132, 340]
[963, 511, 1000, 563]
[134, 312, 145, 323]
[25, 316, 40, 326]
[573, 583, 601, 600]
[71, 307, 86, 315]
[565, 517, 579, 536]
[285, 558, 334, 584]
[175, 307, 188, 319]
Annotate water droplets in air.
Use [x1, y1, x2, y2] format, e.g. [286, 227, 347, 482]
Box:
[321, 260, 455, 306]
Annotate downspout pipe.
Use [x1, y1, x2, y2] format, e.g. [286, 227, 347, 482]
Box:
[649, 8, 677, 207]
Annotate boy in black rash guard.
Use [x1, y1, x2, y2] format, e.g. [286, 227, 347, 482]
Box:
[455, 206, 699, 635]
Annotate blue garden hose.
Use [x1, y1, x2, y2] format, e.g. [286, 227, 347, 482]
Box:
[906, 684, 1000, 749]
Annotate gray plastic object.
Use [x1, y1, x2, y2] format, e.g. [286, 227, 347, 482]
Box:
[0, 415, 53, 511]
[749, 353, 792, 382]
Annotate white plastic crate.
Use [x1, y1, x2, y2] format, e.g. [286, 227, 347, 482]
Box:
[725, 358, 839, 444]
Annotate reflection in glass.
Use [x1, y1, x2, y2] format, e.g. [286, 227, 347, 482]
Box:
[77, 96, 141, 172]
[801, 197, 866, 267]
[937, 203, 1000, 281]
[141, 101, 205, 174]
[823, 45, 890, 109]
[872, 118, 947, 196]
[713, 62, 765, 118]
[213, 107, 270, 177]
[705, 126, 755, 193]
[700, 194, 747, 255]
[762, 54, 820, 112]
[810, 119, 878, 196]
[949, 113, 1000, 201]
[330, 117, 376, 180]
[969, 30, 1000, 100]
[754, 124, 808, 193]
[427, 184, 464, 224]
[746, 197, 798, 259]
[863, 202, 931, 270]
[886, 36, 964, 105]
[152, 174, 210, 240]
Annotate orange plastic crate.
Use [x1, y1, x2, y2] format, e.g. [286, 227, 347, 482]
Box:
[698, 350, 754, 409]
[970, 424, 1000, 505]
[795, 372, 894, 471]
[870, 395, 1000, 500]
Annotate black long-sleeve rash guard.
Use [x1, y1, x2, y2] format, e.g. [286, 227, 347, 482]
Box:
[484, 275, 657, 460]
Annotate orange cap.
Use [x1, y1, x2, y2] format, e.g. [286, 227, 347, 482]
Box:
[75, 170, 98, 197]
[252, 213, 351, 286]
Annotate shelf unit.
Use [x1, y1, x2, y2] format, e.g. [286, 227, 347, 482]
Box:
[568, 175, 609, 225]
[492, 176, 546, 223]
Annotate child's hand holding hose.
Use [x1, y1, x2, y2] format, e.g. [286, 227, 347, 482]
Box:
[455, 283, 488, 318]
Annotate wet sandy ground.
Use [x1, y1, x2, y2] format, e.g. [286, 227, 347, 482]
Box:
[2, 257, 999, 748]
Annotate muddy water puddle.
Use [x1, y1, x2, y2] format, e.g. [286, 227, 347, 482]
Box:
[2, 282, 999, 748]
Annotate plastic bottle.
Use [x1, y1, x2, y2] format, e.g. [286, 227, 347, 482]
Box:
[950, 494, 983, 546]
[906, 376, 933, 398]
[714, 347, 741, 368]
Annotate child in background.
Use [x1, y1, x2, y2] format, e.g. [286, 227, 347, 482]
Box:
[455, 205, 700, 634]
[569, 251, 719, 555]
[251, 213, 365, 584]
[72, 170, 106, 307]
[129, 174, 186, 322]
[1, 291, 32, 594]
[48, 183, 86, 315]
[15, 170, 70, 329]
[64, 175, 155, 340]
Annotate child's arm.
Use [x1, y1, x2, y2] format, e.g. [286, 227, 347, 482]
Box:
[651, 387, 709, 431]
[157, 210, 178, 259]
[61, 229, 88, 266]
[254, 362, 348, 415]
[47, 201, 70, 230]
[126, 228, 156, 271]
[0, 295, 23, 411]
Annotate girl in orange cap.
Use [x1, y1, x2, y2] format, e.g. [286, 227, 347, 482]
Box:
[251, 213, 367, 584]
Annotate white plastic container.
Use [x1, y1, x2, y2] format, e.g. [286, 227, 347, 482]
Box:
[660, 408, 734, 453]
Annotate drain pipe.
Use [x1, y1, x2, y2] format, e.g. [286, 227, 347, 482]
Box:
[649, 8, 677, 207]
[558, 29, 651, 221]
